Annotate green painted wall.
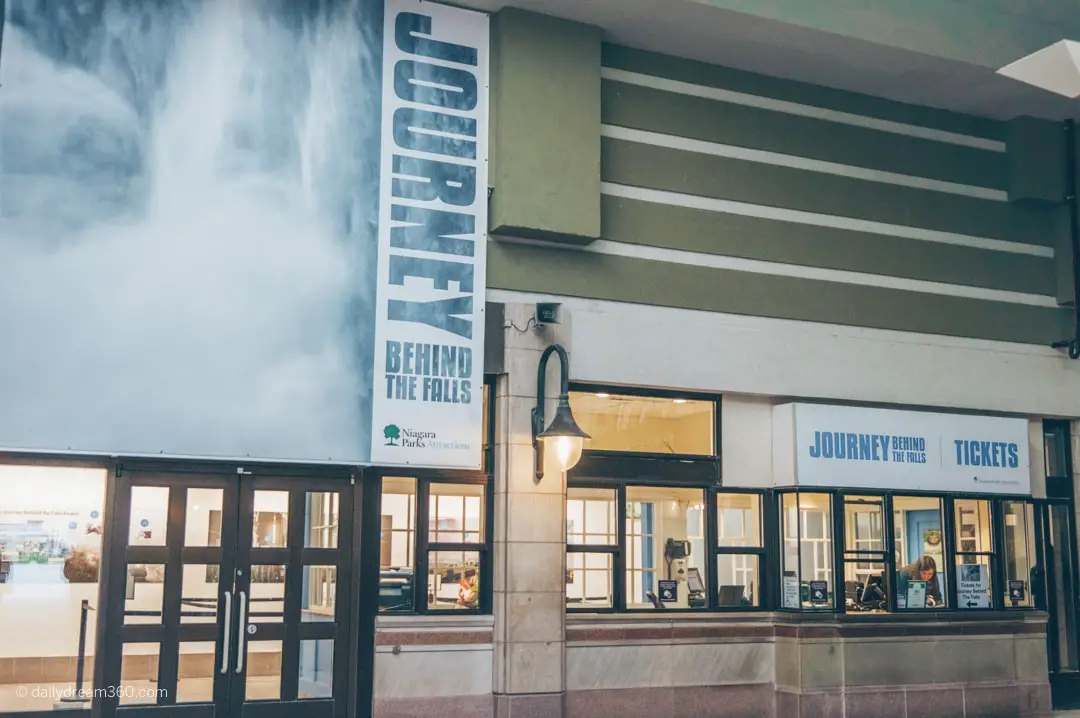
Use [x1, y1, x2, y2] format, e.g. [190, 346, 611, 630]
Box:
[603, 80, 1006, 189]
[688, 0, 1080, 69]
[603, 45, 1004, 140]
[489, 9, 601, 244]
[488, 242, 1070, 345]
[602, 196, 1054, 296]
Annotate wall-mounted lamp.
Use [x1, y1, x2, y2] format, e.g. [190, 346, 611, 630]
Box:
[532, 344, 590, 480]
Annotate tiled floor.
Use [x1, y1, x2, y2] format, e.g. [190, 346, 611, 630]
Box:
[0, 676, 281, 713]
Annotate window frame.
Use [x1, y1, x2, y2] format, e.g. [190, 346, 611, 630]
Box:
[565, 479, 769, 614]
[569, 383, 722, 461]
[376, 471, 493, 615]
[373, 377, 496, 616]
[776, 487, 1036, 614]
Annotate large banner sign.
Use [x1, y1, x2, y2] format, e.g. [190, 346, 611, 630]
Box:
[371, 1, 488, 468]
[0, 0, 488, 468]
[774, 403, 1031, 494]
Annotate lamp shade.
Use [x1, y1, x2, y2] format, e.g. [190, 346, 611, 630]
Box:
[537, 397, 590, 472]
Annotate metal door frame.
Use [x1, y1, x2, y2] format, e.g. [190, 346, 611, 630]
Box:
[94, 461, 372, 718]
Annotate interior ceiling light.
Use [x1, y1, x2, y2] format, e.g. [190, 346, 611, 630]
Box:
[997, 40, 1080, 98]
[673, 399, 687, 404]
[595, 393, 610, 398]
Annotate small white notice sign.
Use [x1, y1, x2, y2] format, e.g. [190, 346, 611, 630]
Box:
[782, 576, 800, 608]
[956, 563, 989, 609]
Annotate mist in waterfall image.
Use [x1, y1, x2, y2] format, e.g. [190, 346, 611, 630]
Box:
[0, 0, 380, 461]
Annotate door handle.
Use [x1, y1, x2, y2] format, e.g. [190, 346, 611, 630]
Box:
[220, 590, 232, 674]
[236, 591, 247, 673]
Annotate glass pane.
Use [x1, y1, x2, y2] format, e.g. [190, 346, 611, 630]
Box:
[893, 495, 948, 608]
[567, 488, 617, 545]
[302, 565, 337, 621]
[253, 491, 289, 548]
[1003, 501, 1035, 608]
[625, 487, 707, 609]
[380, 478, 416, 613]
[299, 639, 334, 699]
[0, 465, 107, 712]
[129, 486, 169, 546]
[429, 483, 485, 543]
[181, 565, 218, 624]
[381, 477, 416, 570]
[716, 494, 761, 547]
[246, 639, 282, 701]
[1045, 425, 1069, 478]
[955, 499, 993, 554]
[847, 561, 887, 612]
[566, 552, 613, 608]
[793, 493, 833, 610]
[956, 557, 993, 609]
[568, 392, 714, 455]
[781, 493, 800, 608]
[176, 641, 216, 703]
[185, 488, 223, 547]
[305, 492, 339, 549]
[249, 564, 286, 622]
[844, 496, 884, 553]
[716, 554, 759, 607]
[125, 563, 166, 625]
[1050, 505, 1079, 670]
[428, 551, 480, 610]
[120, 642, 167, 705]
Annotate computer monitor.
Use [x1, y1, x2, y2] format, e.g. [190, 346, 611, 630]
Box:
[718, 585, 746, 606]
[686, 567, 704, 593]
[858, 574, 885, 605]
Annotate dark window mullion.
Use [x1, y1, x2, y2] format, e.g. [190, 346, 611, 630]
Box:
[415, 479, 431, 614]
[944, 495, 958, 609]
[614, 483, 628, 611]
[991, 499, 1007, 610]
[566, 544, 618, 554]
[706, 488, 719, 609]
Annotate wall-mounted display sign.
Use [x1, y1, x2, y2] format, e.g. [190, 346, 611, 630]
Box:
[809, 580, 828, 605]
[773, 403, 1031, 495]
[0, 0, 488, 469]
[658, 580, 678, 603]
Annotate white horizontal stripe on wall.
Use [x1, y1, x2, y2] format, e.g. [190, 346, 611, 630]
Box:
[601, 67, 1006, 153]
[602, 182, 1054, 259]
[602, 125, 1007, 201]
[584, 239, 1057, 308]
[487, 290, 1080, 418]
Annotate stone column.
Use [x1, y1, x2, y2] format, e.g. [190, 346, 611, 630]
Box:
[492, 303, 571, 717]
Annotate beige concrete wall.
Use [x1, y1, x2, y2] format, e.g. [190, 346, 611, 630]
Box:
[372, 616, 494, 718]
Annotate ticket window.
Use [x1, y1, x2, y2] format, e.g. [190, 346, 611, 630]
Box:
[893, 496, 948, 609]
[842, 496, 887, 613]
[1003, 501, 1036, 608]
[715, 493, 762, 608]
[626, 487, 707, 609]
[780, 492, 834, 610]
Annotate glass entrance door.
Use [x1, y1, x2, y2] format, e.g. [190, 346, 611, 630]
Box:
[98, 470, 354, 718]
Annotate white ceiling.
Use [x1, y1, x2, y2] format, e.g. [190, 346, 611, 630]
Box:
[457, 0, 1080, 121]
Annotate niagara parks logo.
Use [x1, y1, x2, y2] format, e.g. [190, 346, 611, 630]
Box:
[381, 424, 469, 452]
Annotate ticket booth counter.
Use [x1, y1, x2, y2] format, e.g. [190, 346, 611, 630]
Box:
[772, 403, 1040, 615]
